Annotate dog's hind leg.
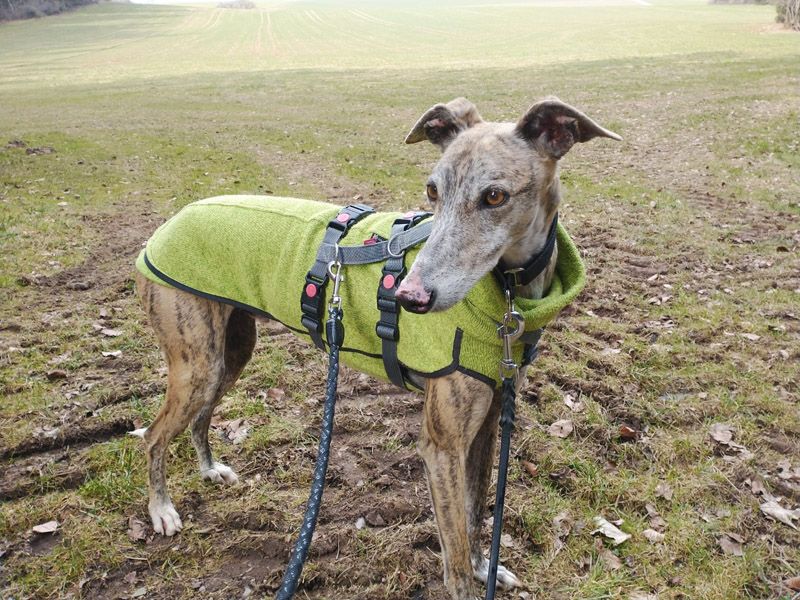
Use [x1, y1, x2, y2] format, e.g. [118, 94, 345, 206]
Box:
[136, 274, 235, 535]
[191, 307, 256, 484]
[465, 389, 521, 591]
[420, 372, 494, 600]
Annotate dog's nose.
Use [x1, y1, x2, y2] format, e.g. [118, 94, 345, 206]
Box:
[396, 271, 435, 314]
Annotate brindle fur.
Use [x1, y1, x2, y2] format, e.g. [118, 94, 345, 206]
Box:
[135, 98, 619, 599]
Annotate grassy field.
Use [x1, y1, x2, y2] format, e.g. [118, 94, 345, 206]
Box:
[1, 1, 799, 598]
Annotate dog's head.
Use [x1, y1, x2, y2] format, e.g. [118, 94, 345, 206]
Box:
[395, 97, 620, 313]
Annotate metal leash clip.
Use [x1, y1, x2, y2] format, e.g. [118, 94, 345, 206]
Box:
[497, 287, 525, 381]
[327, 244, 345, 312]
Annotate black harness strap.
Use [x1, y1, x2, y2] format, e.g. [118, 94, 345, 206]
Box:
[300, 204, 374, 349]
[375, 211, 431, 389]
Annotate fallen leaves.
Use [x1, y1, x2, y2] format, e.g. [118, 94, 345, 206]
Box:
[642, 528, 665, 543]
[32, 520, 59, 534]
[709, 423, 734, 444]
[654, 481, 674, 501]
[127, 516, 149, 542]
[645, 504, 667, 531]
[760, 500, 800, 529]
[552, 510, 573, 556]
[708, 423, 752, 461]
[592, 516, 631, 546]
[521, 460, 539, 479]
[211, 417, 250, 445]
[562, 392, 585, 413]
[717, 532, 745, 556]
[548, 419, 574, 438]
[597, 543, 622, 570]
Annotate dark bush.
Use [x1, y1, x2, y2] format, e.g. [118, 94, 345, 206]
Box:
[0, 0, 100, 21]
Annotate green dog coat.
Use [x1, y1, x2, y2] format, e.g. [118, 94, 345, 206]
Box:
[136, 195, 586, 389]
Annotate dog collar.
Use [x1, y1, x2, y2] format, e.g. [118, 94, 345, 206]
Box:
[492, 213, 559, 293]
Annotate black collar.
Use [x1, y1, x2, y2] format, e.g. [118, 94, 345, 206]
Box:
[492, 213, 558, 294]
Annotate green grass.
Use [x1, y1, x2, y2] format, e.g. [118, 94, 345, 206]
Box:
[1, 1, 799, 599]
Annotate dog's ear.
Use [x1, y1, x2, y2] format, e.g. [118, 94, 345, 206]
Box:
[405, 97, 483, 151]
[516, 97, 621, 160]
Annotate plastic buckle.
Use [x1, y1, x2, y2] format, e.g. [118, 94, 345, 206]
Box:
[376, 320, 399, 341]
[301, 314, 322, 334]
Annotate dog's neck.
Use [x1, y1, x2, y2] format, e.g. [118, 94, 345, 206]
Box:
[499, 178, 560, 302]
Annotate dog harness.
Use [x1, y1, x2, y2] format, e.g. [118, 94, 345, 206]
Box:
[135, 195, 586, 390]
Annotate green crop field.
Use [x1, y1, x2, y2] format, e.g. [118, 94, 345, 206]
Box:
[1, 1, 798, 599]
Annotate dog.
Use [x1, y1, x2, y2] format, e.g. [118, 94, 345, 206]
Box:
[134, 97, 620, 599]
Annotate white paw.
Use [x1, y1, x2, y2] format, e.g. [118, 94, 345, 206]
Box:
[201, 462, 239, 485]
[149, 500, 183, 536]
[474, 556, 522, 590]
[128, 427, 147, 439]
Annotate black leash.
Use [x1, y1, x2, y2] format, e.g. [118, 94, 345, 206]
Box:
[484, 283, 525, 600]
[276, 258, 346, 600]
[485, 215, 556, 599]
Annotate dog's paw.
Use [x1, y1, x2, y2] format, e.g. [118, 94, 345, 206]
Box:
[149, 501, 183, 536]
[473, 556, 522, 590]
[128, 427, 147, 439]
[201, 462, 239, 485]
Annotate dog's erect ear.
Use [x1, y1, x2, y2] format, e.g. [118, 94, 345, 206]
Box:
[405, 97, 483, 151]
[516, 97, 621, 160]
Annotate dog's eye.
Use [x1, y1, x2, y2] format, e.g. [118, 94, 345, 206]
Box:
[482, 188, 508, 207]
[426, 183, 438, 202]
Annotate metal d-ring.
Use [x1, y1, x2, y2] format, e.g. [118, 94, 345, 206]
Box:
[386, 234, 404, 258]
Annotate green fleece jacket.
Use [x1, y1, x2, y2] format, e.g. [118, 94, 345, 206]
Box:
[136, 196, 585, 389]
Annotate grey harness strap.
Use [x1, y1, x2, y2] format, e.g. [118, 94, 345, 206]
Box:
[316, 220, 433, 265]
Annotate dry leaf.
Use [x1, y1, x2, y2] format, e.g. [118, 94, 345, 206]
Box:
[123, 571, 138, 585]
[777, 459, 800, 482]
[521, 460, 539, 478]
[598, 546, 622, 570]
[563, 392, 585, 413]
[619, 425, 638, 440]
[267, 387, 285, 400]
[213, 418, 250, 445]
[548, 419, 574, 438]
[642, 528, 665, 543]
[745, 478, 777, 502]
[654, 482, 673, 500]
[32, 520, 59, 534]
[760, 500, 800, 529]
[100, 328, 122, 337]
[718, 532, 745, 556]
[500, 533, 514, 548]
[127, 516, 148, 542]
[592, 516, 631, 545]
[102, 350, 122, 358]
[553, 510, 573, 539]
[709, 423, 734, 444]
[785, 576, 800, 591]
[740, 333, 761, 342]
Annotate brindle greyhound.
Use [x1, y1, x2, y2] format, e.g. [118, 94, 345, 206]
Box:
[134, 97, 620, 599]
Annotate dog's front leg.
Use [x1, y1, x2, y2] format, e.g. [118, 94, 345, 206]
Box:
[420, 373, 494, 600]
